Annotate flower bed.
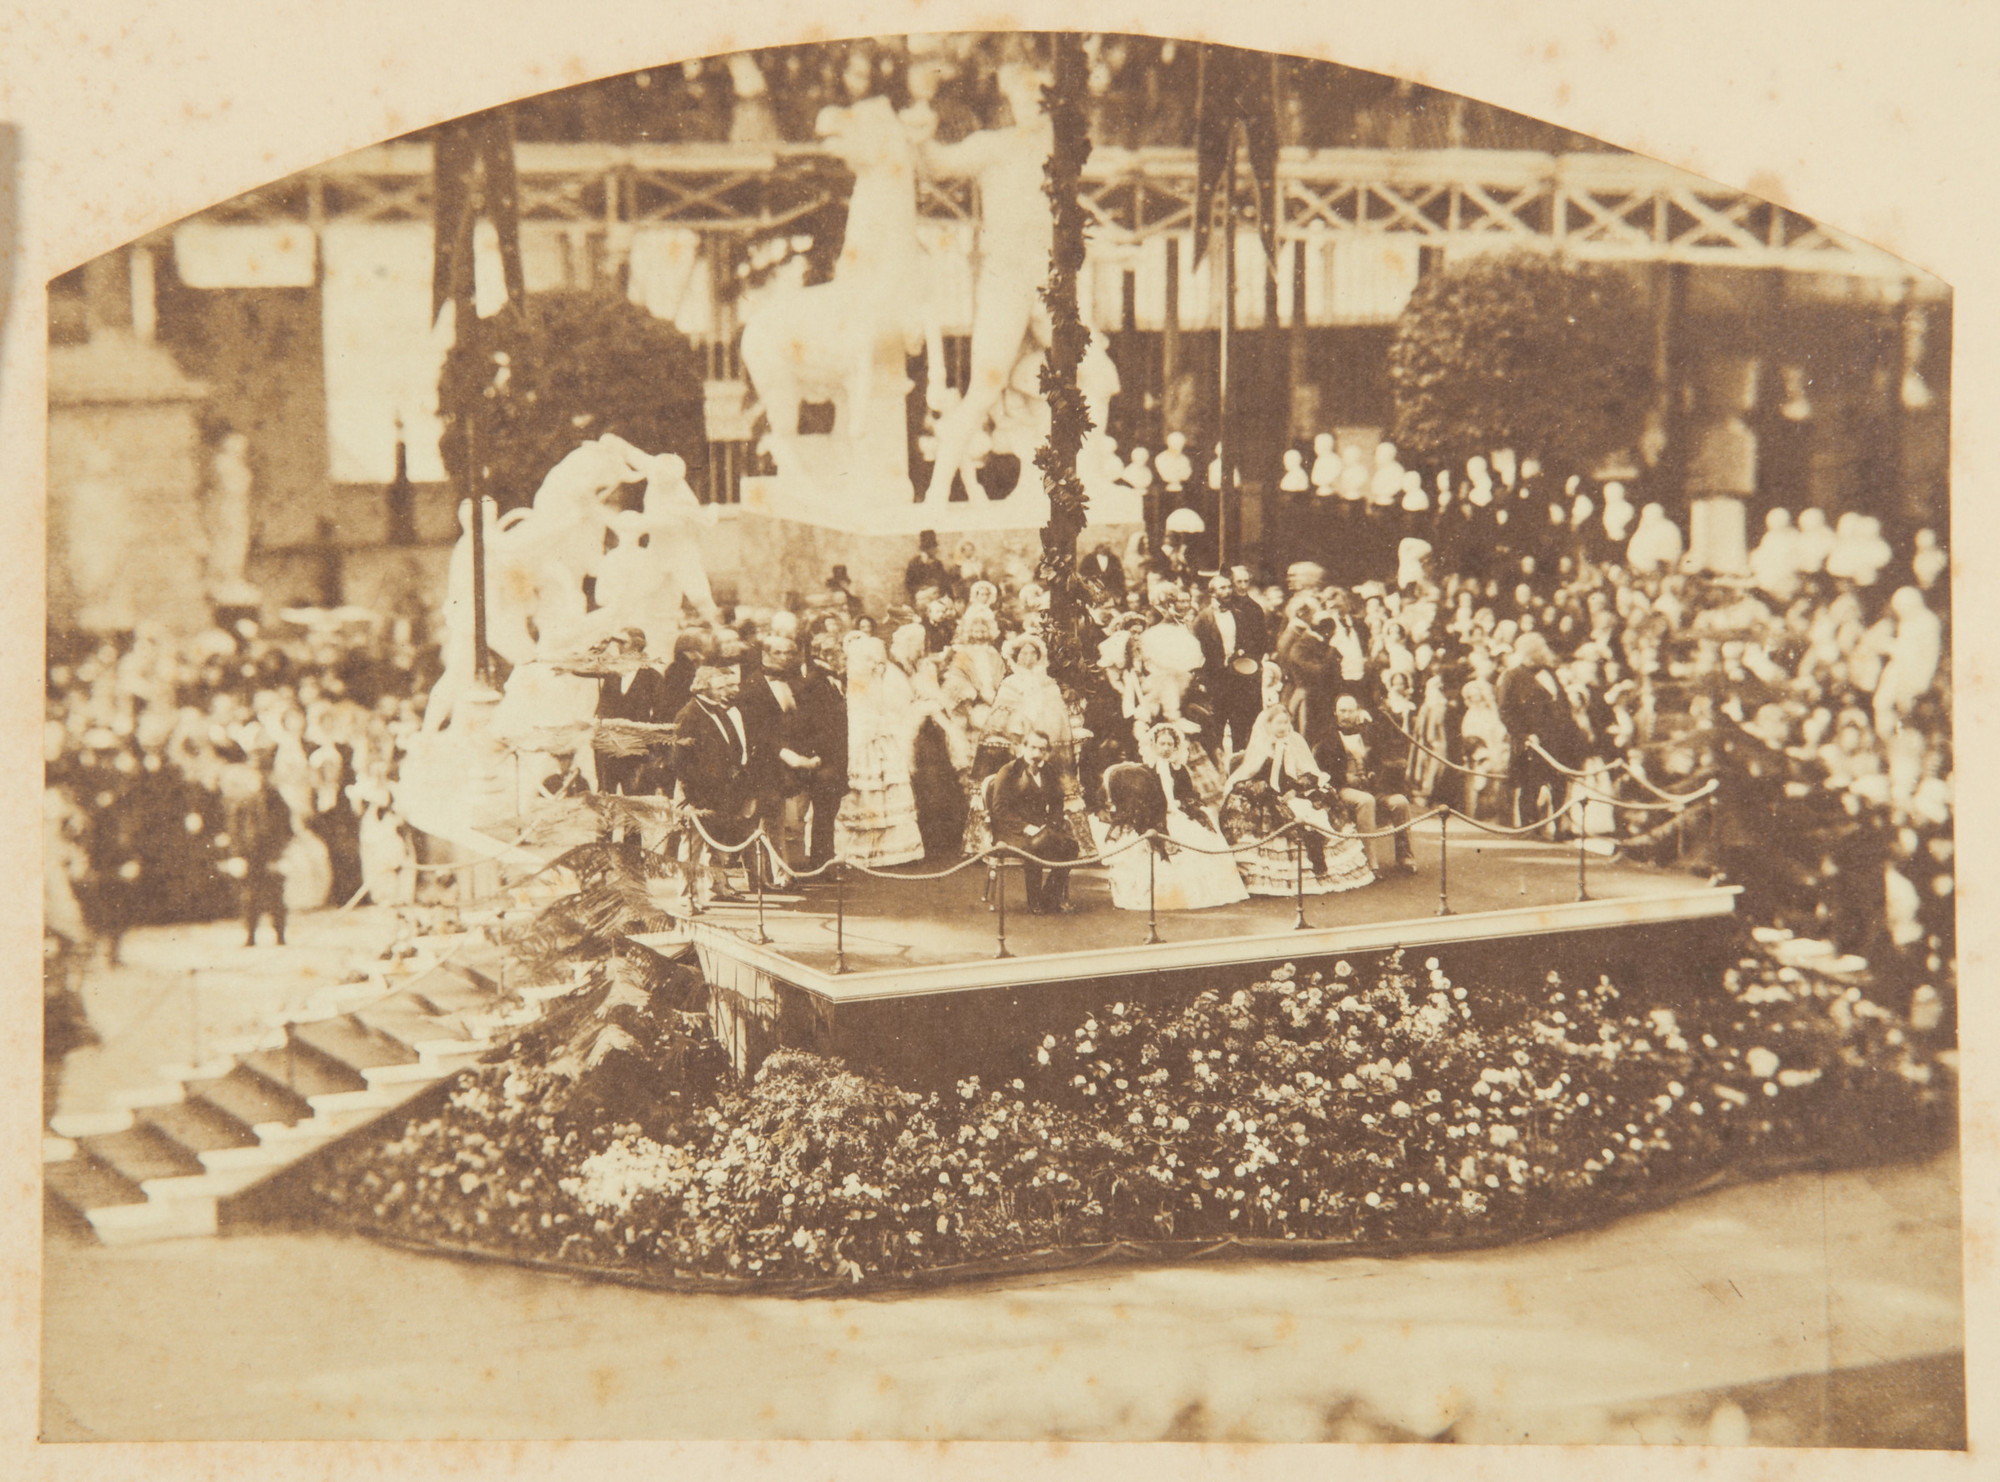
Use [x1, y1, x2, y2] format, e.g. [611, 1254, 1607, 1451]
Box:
[294, 935, 1955, 1289]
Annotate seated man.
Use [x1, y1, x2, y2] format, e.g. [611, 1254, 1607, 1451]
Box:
[988, 728, 1079, 914]
[1317, 693, 1416, 877]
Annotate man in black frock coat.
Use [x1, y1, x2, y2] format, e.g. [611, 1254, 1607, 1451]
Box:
[988, 729, 1079, 913]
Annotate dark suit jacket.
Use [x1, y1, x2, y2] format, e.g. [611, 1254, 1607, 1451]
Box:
[989, 758, 1065, 848]
[737, 668, 804, 797]
[1077, 550, 1127, 600]
[1315, 713, 1408, 796]
[672, 697, 756, 826]
[790, 664, 849, 794]
[1497, 665, 1586, 774]
[1194, 600, 1268, 676]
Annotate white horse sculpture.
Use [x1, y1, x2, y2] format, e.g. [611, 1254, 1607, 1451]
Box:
[738, 95, 929, 480]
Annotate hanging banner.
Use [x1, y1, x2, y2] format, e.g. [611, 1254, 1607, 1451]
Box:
[172, 221, 317, 289]
[320, 221, 448, 484]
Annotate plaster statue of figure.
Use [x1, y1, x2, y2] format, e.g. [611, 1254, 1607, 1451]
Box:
[1827, 513, 1893, 587]
[738, 95, 927, 483]
[1600, 481, 1634, 542]
[1279, 449, 1310, 493]
[1912, 528, 1947, 591]
[1794, 507, 1835, 572]
[423, 496, 503, 732]
[205, 431, 261, 606]
[1749, 508, 1805, 601]
[1874, 586, 1943, 732]
[1156, 431, 1192, 493]
[1310, 433, 1340, 496]
[1119, 447, 1154, 493]
[1626, 503, 1684, 574]
[911, 63, 1057, 504]
[1400, 468, 1429, 512]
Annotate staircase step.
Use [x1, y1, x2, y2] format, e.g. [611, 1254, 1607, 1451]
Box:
[403, 973, 503, 1016]
[188, 1064, 311, 1130]
[141, 1165, 273, 1201]
[88, 1196, 216, 1244]
[135, 1099, 261, 1155]
[45, 1155, 147, 1213]
[290, 1015, 420, 1072]
[355, 997, 474, 1042]
[240, 1044, 369, 1099]
[78, 1125, 205, 1186]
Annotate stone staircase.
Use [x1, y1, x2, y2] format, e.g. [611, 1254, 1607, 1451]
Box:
[45, 881, 582, 1245]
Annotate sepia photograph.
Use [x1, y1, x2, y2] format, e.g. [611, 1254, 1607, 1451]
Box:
[13, 3, 1991, 1467]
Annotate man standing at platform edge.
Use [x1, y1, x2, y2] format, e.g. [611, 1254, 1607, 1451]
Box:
[989, 728, 1078, 914]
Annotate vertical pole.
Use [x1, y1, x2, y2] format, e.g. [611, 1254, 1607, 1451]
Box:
[1292, 828, 1308, 931]
[1217, 124, 1237, 573]
[467, 432, 490, 687]
[1435, 812, 1453, 917]
[753, 836, 770, 944]
[1143, 839, 1162, 945]
[833, 861, 847, 975]
[1576, 824, 1590, 903]
[994, 854, 1013, 960]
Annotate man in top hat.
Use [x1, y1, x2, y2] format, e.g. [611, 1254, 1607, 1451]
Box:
[904, 530, 954, 603]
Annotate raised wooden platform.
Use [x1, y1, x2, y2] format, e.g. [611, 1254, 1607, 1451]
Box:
[628, 819, 1741, 1082]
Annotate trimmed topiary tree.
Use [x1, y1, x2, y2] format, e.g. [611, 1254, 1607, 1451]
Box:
[1387, 252, 1654, 484]
[439, 292, 710, 510]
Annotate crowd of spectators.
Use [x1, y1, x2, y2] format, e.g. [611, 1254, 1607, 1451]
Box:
[573, 463, 1951, 1026]
[44, 462, 1953, 1042]
[44, 614, 441, 965]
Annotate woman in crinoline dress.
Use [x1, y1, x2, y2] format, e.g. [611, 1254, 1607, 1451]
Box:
[1220, 701, 1374, 896]
[834, 633, 926, 868]
[1459, 653, 1511, 822]
[1093, 722, 1250, 912]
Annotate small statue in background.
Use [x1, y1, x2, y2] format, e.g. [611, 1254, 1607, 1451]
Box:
[205, 430, 262, 608]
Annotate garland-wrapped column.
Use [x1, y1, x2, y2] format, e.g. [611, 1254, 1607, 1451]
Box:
[1034, 34, 1093, 679]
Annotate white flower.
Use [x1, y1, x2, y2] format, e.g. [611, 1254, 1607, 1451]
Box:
[1400, 1182, 1415, 1194]
[1170, 1116, 1190, 1133]
[1391, 1101, 1413, 1119]
[1425, 957, 1440, 971]
[792, 1228, 812, 1248]
[937, 1215, 949, 1234]
[1364, 1191, 1382, 1207]
[1746, 1047, 1781, 1078]
[1489, 1124, 1519, 1148]
[1076, 1041, 1095, 1055]
[1036, 1049, 1051, 1065]
[1668, 1081, 1685, 1098]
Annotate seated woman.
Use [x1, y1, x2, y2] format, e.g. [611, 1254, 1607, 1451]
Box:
[1220, 704, 1373, 896]
[1092, 723, 1250, 913]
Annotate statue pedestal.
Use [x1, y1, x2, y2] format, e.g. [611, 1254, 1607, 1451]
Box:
[395, 684, 517, 838]
[719, 475, 1143, 614]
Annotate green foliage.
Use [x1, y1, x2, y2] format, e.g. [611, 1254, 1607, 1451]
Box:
[439, 292, 710, 509]
[1387, 253, 1654, 482]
